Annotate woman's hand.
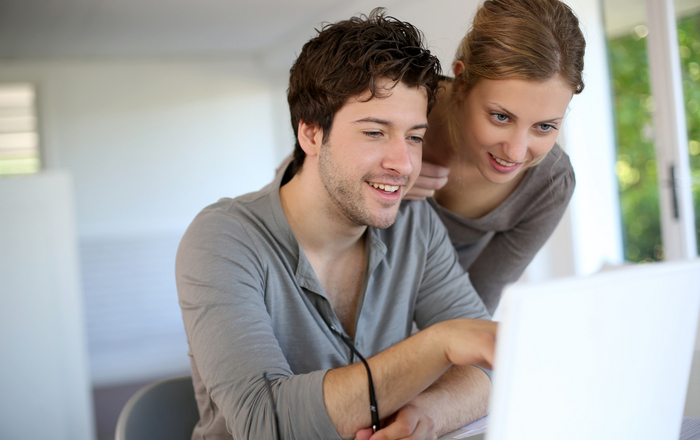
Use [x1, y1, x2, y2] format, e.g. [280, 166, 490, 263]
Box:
[404, 162, 451, 201]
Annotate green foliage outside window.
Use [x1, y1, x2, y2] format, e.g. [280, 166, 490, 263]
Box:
[608, 12, 700, 262]
[680, 13, 700, 256]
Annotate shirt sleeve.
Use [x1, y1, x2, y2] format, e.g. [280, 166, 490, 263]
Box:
[467, 165, 576, 314]
[176, 207, 341, 440]
[413, 203, 491, 330]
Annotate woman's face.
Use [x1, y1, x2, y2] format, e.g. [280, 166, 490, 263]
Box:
[456, 66, 574, 185]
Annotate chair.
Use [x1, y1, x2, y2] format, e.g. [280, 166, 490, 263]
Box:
[115, 375, 200, 440]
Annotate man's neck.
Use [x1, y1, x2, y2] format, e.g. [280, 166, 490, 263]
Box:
[279, 166, 368, 336]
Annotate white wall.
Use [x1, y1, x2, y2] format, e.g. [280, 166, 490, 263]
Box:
[0, 58, 285, 386]
[0, 172, 94, 440]
[33, 59, 282, 237]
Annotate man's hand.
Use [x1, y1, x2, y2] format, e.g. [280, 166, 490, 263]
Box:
[439, 319, 497, 370]
[403, 161, 450, 200]
[355, 403, 437, 440]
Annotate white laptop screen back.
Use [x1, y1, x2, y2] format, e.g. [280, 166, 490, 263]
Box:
[488, 260, 700, 440]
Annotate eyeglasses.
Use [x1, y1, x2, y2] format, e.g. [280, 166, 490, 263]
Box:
[262, 327, 380, 439]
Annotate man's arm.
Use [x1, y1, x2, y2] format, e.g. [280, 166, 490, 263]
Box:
[354, 363, 490, 440]
[323, 318, 496, 439]
[410, 365, 491, 435]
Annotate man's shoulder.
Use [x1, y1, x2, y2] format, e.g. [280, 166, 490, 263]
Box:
[396, 199, 439, 224]
[182, 180, 284, 249]
[378, 199, 444, 242]
[195, 181, 276, 224]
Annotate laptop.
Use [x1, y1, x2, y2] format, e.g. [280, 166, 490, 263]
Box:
[440, 259, 700, 440]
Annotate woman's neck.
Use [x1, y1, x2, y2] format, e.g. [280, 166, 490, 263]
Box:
[435, 162, 526, 219]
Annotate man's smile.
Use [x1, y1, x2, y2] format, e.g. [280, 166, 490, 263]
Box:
[368, 182, 400, 193]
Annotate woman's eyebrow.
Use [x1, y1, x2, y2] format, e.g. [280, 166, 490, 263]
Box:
[487, 103, 564, 123]
[488, 103, 517, 119]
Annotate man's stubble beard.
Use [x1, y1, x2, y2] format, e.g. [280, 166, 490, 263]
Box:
[318, 142, 399, 230]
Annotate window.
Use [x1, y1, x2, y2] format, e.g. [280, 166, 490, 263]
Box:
[605, 0, 700, 262]
[0, 83, 40, 176]
[677, 7, 700, 254]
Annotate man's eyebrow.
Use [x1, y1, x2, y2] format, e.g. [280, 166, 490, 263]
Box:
[354, 117, 429, 130]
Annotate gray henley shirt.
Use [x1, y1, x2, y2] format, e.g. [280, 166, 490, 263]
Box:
[176, 165, 490, 440]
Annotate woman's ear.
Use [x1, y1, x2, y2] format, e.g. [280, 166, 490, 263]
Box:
[297, 120, 323, 157]
[453, 60, 466, 77]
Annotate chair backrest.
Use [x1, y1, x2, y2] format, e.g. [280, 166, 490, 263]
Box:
[115, 375, 200, 440]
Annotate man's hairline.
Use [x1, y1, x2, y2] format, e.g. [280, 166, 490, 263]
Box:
[301, 80, 432, 133]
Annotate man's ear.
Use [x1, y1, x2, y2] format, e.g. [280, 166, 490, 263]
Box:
[298, 120, 324, 157]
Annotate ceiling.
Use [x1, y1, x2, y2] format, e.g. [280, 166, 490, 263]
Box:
[1, 0, 699, 62]
[0, 0, 412, 66]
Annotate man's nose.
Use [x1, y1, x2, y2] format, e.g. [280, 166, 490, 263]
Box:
[382, 137, 414, 176]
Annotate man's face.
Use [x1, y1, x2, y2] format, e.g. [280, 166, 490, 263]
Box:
[318, 80, 428, 229]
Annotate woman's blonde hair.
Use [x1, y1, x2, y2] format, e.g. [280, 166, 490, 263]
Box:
[447, 0, 586, 159]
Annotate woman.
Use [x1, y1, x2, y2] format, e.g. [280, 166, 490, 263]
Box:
[406, 0, 585, 314]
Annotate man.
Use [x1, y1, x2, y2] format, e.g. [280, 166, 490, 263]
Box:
[176, 9, 495, 440]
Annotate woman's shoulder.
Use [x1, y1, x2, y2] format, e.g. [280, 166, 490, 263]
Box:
[526, 144, 575, 193]
[541, 144, 573, 173]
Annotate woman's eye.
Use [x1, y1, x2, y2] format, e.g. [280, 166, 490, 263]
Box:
[493, 113, 509, 123]
[538, 124, 557, 132]
[408, 135, 424, 144]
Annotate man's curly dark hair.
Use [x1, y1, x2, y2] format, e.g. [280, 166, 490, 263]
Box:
[287, 8, 442, 174]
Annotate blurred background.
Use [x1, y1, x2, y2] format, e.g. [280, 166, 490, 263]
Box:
[0, 0, 699, 439]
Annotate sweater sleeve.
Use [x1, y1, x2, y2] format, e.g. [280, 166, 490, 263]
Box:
[176, 207, 341, 440]
[467, 164, 576, 314]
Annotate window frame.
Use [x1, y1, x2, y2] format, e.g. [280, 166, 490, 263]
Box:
[645, 0, 697, 259]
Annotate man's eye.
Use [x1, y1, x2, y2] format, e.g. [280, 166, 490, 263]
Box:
[364, 131, 383, 138]
[408, 136, 424, 144]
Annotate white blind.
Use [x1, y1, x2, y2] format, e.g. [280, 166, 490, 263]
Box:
[0, 83, 40, 175]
